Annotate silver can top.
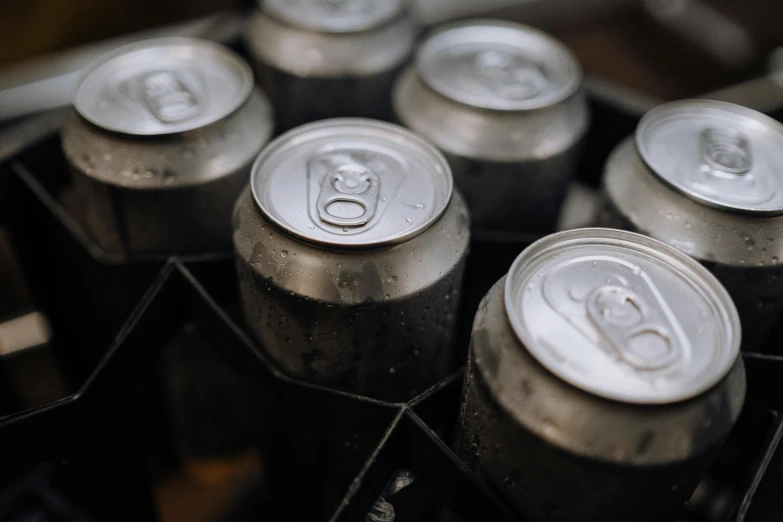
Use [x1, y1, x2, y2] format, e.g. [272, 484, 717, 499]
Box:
[504, 228, 740, 405]
[251, 119, 453, 248]
[416, 20, 581, 111]
[74, 38, 254, 136]
[261, 0, 406, 33]
[636, 99, 783, 215]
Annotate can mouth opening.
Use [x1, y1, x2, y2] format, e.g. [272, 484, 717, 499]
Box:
[415, 19, 582, 112]
[504, 227, 741, 405]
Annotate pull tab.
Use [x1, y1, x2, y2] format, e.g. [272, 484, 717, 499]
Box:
[699, 127, 753, 175]
[316, 163, 380, 227]
[474, 50, 547, 100]
[140, 71, 201, 123]
[586, 286, 681, 371]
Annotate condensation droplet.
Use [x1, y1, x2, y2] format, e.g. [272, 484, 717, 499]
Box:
[281, 250, 288, 258]
[387, 276, 398, 283]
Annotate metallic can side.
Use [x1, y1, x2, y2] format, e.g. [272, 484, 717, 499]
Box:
[234, 119, 470, 402]
[458, 229, 745, 521]
[244, 3, 415, 132]
[62, 38, 274, 258]
[394, 20, 589, 235]
[599, 100, 783, 353]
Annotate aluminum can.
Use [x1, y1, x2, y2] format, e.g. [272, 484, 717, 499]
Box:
[393, 20, 589, 236]
[234, 118, 469, 402]
[599, 100, 783, 353]
[62, 38, 274, 258]
[458, 228, 745, 522]
[244, 0, 416, 132]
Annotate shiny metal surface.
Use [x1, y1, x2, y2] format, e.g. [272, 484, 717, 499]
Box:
[74, 38, 253, 136]
[393, 21, 588, 234]
[458, 276, 745, 521]
[636, 100, 783, 215]
[250, 119, 452, 248]
[505, 228, 739, 404]
[262, 0, 407, 33]
[600, 134, 783, 353]
[416, 20, 581, 111]
[62, 87, 273, 257]
[244, 8, 414, 131]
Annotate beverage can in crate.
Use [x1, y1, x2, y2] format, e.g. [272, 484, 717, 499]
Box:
[62, 38, 274, 258]
[458, 228, 744, 522]
[394, 20, 588, 235]
[233, 118, 470, 401]
[244, 0, 415, 132]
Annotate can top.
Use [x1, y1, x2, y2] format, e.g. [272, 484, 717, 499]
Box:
[251, 119, 453, 248]
[504, 228, 740, 405]
[74, 38, 254, 136]
[636, 99, 783, 215]
[261, 0, 406, 33]
[416, 20, 581, 112]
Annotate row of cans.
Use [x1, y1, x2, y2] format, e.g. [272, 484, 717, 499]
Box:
[50, 3, 781, 520]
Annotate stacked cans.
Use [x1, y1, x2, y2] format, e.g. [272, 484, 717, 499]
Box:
[245, 0, 416, 131]
[62, 38, 274, 257]
[599, 100, 783, 353]
[234, 119, 469, 402]
[394, 20, 588, 235]
[459, 229, 745, 522]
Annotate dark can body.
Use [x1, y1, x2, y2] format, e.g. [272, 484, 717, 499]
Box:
[234, 119, 470, 402]
[598, 101, 783, 353]
[62, 39, 274, 258]
[63, 91, 272, 257]
[394, 21, 589, 235]
[459, 278, 745, 522]
[234, 188, 469, 401]
[244, 6, 415, 132]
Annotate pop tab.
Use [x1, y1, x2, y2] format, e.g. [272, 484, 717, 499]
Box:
[543, 257, 689, 373]
[636, 99, 783, 214]
[505, 229, 740, 405]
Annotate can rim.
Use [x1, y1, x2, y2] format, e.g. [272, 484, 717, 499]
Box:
[416, 19, 582, 112]
[259, 0, 410, 34]
[635, 98, 783, 216]
[74, 37, 254, 136]
[250, 118, 454, 249]
[504, 227, 741, 405]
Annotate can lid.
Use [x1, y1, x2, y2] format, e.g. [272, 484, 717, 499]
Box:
[251, 119, 453, 248]
[261, 0, 406, 33]
[74, 38, 254, 136]
[504, 228, 740, 405]
[416, 20, 581, 111]
[636, 99, 783, 215]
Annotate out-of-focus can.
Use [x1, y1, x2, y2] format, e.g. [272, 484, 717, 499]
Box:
[599, 100, 783, 353]
[244, 0, 416, 132]
[62, 38, 274, 258]
[234, 118, 469, 402]
[393, 20, 588, 235]
[459, 228, 744, 522]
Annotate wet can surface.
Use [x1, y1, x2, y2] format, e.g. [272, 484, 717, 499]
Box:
[599, 100, 783, 353]
[234, 118, 470, 402]
[244, 0, 416, 132]
[459, 228, 744, 522]
[394, 20, 589, 236]
[62, 38, 274, 258]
